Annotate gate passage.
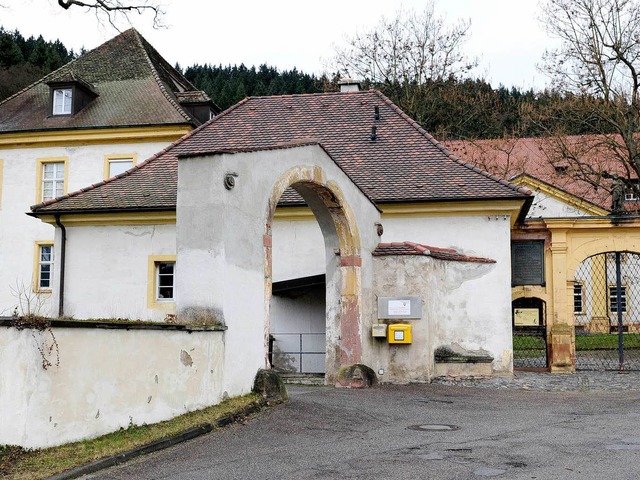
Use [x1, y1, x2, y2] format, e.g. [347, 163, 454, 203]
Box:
[574, 252, 640, 371]
[513, 297, 548, 369]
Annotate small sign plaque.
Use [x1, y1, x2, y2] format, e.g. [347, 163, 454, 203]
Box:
[377, 296, 421, 319]
[514, 308, 540, 326]
[388, 299, 411, 316]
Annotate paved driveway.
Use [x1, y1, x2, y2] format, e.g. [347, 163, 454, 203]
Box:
[86, 381, 640, 479]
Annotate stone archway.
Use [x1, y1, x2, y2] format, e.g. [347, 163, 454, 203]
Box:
[264, 166, 363, 382]
[175, 144, 381, 397]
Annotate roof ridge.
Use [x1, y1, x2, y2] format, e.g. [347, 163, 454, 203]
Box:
[30, 98, 252, 212]
[372, 90, 532, 197]
[131, 30, 193, 124]
[245, 90, 371, 101]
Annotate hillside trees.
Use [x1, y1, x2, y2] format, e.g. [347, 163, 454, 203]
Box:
[0, 28, 76, 101]
[183, 64, 327, 110]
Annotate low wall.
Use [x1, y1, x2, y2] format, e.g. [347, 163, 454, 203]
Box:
[0, 319, 226, 449]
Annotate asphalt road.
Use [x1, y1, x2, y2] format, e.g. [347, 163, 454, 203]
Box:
[84, 383, 640, 480]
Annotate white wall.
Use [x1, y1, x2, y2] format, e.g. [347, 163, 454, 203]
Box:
[527, 190, 593, 218]
[0, 324, 225, 448]
[378, 214, 514, 374]
[269, 211, 515, 379]
[0, 141, 172, 317]
[59, 223, 176, 321]
[272, 219, 325, 282]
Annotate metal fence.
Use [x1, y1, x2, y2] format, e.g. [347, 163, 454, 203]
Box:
[513, 326, 548, 369]
[574, 252, 640, 371]
[269, 333, 326, 374]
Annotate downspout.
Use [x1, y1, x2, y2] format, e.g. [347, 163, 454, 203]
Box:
[54, 214, 66, 318]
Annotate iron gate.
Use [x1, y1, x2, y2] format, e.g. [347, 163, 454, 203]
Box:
[269, 333, 326, 374]
[574, 252, 640, 371]
[512, 297, 548, 369]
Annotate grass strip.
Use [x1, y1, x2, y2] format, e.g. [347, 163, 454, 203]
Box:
[0, 393, 263, 480]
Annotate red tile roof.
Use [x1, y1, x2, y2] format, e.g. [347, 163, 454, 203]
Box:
[31, 90, 531, 214]
[373, 242, 495, 263]
[444, 136, 640, 213]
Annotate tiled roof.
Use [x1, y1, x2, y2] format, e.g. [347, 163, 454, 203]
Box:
[31, 90, 531, 214]
[444, 136, 640, 214]
[0, 29, 214, 132]
[373, 242, 495, 263]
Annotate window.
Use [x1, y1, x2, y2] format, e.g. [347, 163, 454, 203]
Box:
[609, 285, 627, 313]
[108, 159, 133, 177]
[147, 255, 176, 310]
[53, 88, 72, 115]
[156, 262, 175, 300]
[36, 158, 67, 203]
[35, 242, 54, 291]
[574, 283, 583, 314]
[41, 162, 65, 201]
[625, 181, 640, 201]
[104, 154, 137, 179]
[511, 241, 545, 286]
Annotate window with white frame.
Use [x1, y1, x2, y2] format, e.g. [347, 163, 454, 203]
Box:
[53, 88, 72, 115]
[108, 159, 134, 177]
[156, 262, 175, 300]
[38, 244, 54, 290]
[574, 283, 584, 314]
[609, 285, 627, 313]
[42, 162, 65, 201]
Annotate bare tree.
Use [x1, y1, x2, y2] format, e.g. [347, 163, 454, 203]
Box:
[330, 3, 477, 131]
[333, 3, 475, 85]
[56, 0, 164, 29]
[538, 0, 640, 211]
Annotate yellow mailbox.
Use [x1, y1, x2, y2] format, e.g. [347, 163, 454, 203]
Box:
[388, 324, 412, 344]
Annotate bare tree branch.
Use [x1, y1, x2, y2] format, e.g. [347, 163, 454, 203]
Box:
[56, 0, 164, 29]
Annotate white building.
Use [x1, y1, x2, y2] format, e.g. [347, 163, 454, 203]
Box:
[1, 35, 534, 449]
[0, 29, 217, 317]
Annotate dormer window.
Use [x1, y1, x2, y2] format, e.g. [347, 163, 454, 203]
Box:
[53, 88, 73, 115]
[47, 75, 98, 117]
[175, 91, 220, 126]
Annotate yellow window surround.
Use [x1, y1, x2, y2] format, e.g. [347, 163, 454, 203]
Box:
[33, 241, 54, 293]
[35, 156, 68, 203]
[147, 255, 176, 311]
[103, 153, 138, 180]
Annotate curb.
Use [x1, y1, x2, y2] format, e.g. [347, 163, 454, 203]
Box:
[46, 401, 266, 480]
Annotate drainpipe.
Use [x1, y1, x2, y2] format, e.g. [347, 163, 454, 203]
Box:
[54, 214, 66, 318]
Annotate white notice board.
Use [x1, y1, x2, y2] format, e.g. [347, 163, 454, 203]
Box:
[378, 296, 421, 319]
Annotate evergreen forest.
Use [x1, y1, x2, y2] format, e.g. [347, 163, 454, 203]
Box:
[0, 28, 615, 141]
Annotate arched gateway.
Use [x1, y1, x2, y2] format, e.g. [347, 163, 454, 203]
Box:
[175, 143, 381, 394]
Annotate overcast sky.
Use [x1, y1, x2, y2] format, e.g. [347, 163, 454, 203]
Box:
[2, 0, 553, 90]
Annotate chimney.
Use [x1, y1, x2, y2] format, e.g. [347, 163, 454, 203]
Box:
[339, 78, 361, 93]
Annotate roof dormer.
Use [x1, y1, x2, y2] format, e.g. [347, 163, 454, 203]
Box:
[46, 73, 98, 117]
[176, 91, 220, 125]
